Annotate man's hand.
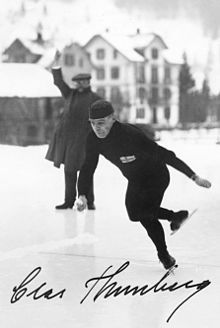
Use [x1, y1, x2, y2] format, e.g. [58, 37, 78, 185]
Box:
[53, 49, 62, 67]
[192, 174, 212, 188]
[76, 195, 87, 211]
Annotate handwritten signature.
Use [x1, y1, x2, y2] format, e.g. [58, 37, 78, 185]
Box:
[80, 261, 211, 323]
[10, 262, 211, 323]
[10, 267, 66, 303]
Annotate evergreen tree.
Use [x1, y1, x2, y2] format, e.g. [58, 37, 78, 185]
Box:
[179, 53, 195, 124]
[200, 79, 210, 122]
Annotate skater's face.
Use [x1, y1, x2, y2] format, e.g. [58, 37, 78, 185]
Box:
[90, 114, 115, 138]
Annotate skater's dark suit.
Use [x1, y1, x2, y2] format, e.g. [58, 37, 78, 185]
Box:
[77, 100, 211, 269]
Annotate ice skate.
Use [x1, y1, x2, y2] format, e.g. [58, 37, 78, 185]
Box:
[170, 209, 197, 235]
[158, 251, 177, 270]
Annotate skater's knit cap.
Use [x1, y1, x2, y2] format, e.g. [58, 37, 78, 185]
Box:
[89, 100, 114, 119]
[72, 73, 91, 81]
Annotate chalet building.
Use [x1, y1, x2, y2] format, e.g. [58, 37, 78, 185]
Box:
[0, 64, 62, 146]
[83, 33, 150, 122]
[2, 27, 53, 64]
[84, 32, 182, 126]
[1, 30, 182, 127]
[130, 32, 181, 126]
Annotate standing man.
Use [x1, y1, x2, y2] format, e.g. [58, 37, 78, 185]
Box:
[46, 51, 101, 210]
[76, 100, 211, 270]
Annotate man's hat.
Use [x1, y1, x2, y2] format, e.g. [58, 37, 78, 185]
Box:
[89, 100, 114, 120]
[72, 73, 91, 81]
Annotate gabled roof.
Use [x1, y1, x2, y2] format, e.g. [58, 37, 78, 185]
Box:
[0, 63, 61, 98]
[3, 37, 51, 56]
[84, 33, 144, 62]
[129, 32, 168, 50]
[163, 49, 183, 65]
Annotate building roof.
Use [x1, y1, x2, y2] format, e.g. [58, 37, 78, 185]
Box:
[85, 33, 144, 62]
[0, 63, 61, 98]
[3, 37, 52, 56]
[163, 49, 183, 65]
[129, 32, 168, 50]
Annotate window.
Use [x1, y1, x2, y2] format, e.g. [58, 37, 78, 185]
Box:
[163, 88, 171, 100]
[136, 64, 145, 83]
[96, 87, 106, 98]
[152, 107, 158, 124]
[138, 87, 146, 104]
[152, 48, 158, 59]
[97, 67, 105, 80]
[111, 66, 120, 79]
[79, 58, 84, 67]
[113, 49, 118, 59]
[151, 66, 158, 84]
[136, 108, 145, 119]
[164, 67, 171, 83]
[64, 54, 75, 66]
[96, 48, 105, 59]
[110, 86, 121, 100]
[151, 87, 158, 104]
[164, 106, 171, 121]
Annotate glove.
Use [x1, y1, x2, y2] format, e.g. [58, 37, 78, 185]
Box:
[191, 174, 211, 188]
[75, 195, 87, 212]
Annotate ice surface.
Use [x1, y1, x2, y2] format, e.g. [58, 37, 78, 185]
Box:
[0, 136, 219, 327]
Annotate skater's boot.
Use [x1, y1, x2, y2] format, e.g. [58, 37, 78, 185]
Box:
[87, 203, 96, 210]
[170, 210, 189, 233]
[55, 202, 74, 210]
[158, 251, 176, 270]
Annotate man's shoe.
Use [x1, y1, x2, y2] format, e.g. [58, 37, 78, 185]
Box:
[158, 251, 176, 270]
[170, 210, 189, 233]
[55, 202, 73, 210]
[87, 203, 96, 210]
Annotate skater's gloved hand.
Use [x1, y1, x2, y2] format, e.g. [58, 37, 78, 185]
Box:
[76, 195, 87, 211]
[191, 174, 212, 188]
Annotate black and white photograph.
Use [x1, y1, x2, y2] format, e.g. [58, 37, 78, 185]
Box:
[0, 0, 219, 327]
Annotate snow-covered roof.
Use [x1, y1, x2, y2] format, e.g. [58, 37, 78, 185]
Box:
[163, 49, 183, 65]
[3, 37, 52, 56]
[129, 33, 168, 50]
[0, 63, 61, 98]
[85, 33, 144, 62]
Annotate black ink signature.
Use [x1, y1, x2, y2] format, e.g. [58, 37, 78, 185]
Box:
[11, 267, 66, 303]
[80, 261, 211, 323]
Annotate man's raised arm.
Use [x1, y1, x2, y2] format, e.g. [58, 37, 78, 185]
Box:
[51, 50, 71, 99]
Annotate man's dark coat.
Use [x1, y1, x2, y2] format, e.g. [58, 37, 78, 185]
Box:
[46, 68, 100, 171]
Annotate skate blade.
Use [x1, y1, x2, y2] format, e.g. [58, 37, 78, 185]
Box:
[167, 264, 178, 274]
[170, 208, 198, 236]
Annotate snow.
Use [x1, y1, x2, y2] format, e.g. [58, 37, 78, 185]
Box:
[92, 33, 145, 62]
[1, 1, 220, 93]
[0, 132, 220, 327]
[0, 63, 61, 97]
[129, 33, 156, 50]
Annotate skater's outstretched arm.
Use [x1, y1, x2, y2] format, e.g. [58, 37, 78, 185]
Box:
[125, 126, 211, 188]
[190, 174, 211, 188]
[77, 134, 99, 211]
[158, 146, 211, 188]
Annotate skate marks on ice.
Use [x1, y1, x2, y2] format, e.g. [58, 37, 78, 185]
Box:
[170, 208, 198, 235]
